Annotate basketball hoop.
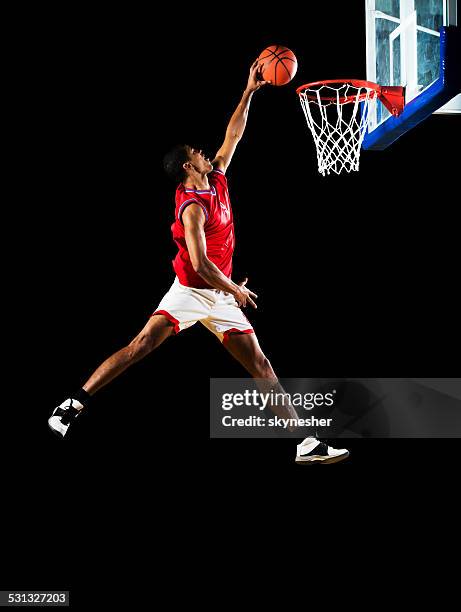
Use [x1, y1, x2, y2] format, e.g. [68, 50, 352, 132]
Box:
[297, 80, 405, 176]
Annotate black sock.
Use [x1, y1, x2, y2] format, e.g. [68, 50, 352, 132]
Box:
[72, 388, 91, 408]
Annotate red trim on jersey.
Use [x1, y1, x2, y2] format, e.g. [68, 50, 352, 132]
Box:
[222, 328, 254, 345]
[151, 310, 180, 334]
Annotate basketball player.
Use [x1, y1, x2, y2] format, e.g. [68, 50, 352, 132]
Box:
[49, 60, 349, 464]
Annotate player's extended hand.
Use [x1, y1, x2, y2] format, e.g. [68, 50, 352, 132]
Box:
[234, 278, 258, 309]
[246, 59, 271, 92]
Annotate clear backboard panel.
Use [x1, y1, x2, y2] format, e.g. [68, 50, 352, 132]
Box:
[363, 0, 460, 149]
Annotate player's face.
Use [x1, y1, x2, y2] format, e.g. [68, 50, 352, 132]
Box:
[187, 147, 213, 174]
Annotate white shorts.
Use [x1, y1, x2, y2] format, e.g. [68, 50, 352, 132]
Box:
[152, 277, 254, 344]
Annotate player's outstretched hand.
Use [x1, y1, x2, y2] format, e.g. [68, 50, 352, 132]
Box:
[234, 277, 258, 309]
[246, 59, 271, 92]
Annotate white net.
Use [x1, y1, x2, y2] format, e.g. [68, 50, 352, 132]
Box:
[298, 82, 378, 176]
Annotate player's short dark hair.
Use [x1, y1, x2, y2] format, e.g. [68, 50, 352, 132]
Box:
[163, 144, 191, 182]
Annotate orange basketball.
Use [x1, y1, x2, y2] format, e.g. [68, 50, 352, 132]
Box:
[257, 45, 298, 86]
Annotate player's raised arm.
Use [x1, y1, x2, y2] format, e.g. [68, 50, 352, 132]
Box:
[182, 204, 258, 309]
[212, 60, 270, 174]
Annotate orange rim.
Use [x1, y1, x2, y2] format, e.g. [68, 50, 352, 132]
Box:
[297, 79, 381, 104]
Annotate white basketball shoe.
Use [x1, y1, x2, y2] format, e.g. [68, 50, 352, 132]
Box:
[295, 437, 349, 464]
[48, 398, 83, 438]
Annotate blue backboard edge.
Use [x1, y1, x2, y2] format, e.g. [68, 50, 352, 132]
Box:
[362, 26, 461, 151]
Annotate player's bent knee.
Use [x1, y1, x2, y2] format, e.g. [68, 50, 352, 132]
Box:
[128, 332, 161, 359]
[253, 355, 275, 379]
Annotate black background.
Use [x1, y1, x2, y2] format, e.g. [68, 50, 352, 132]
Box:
[4, 3, 459, 605]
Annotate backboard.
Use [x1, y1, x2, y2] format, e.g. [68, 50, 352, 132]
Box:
[363, 0, 460, 150]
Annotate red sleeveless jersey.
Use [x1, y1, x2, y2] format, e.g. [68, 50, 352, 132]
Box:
[171, 169, 235, 288]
